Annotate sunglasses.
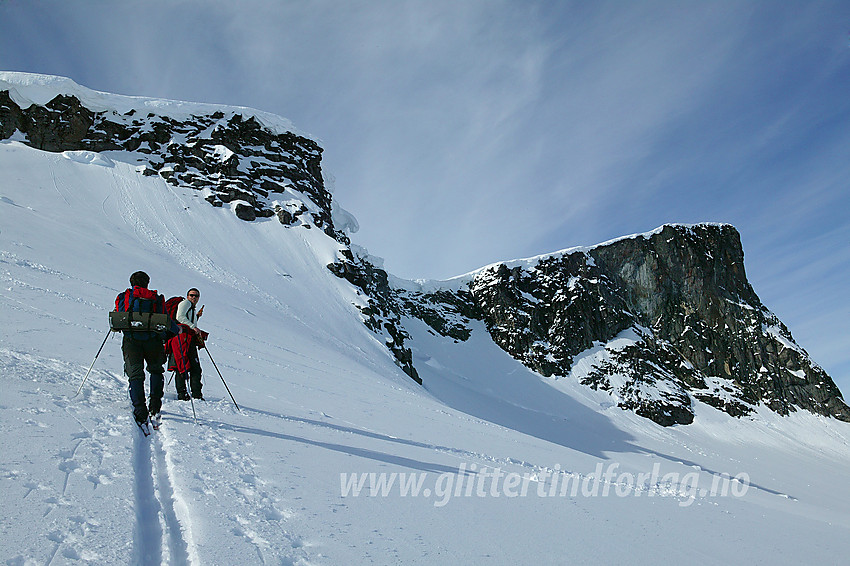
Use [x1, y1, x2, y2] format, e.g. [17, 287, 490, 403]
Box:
[188, 293, 199, 298]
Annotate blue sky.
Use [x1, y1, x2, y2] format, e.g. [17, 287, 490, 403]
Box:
[1, 0, 848, 392]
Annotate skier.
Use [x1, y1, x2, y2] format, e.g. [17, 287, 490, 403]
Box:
[173, 287, 207, 400]
[114, 271, 171, 429]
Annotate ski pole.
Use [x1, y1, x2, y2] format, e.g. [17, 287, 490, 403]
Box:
[189, 391, 197, 423]
[74, 330, 113, 397]
[204, 346, 240, 412]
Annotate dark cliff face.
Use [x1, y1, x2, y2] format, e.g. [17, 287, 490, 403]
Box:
[463, 224, 850, 425]
[326, 251, 480, 383]
[346, 223, 848, 427]
[328, 250, 422, 384]
[0, 90, 343, 241]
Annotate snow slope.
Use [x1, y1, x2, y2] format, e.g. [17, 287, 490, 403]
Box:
[2, 139, 850, 565]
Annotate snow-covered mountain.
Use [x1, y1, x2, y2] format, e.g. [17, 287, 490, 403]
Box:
[334, 223, 850, 427]
[2, 72, 850, 564]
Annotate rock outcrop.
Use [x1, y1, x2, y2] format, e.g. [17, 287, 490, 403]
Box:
[328, 250, 422, 384]
[340, 223, 849, 426]
[0, 88, 343, 242]
[449, 224, 850, 425]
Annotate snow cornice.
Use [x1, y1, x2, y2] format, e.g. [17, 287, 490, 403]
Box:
[0, 71, 305, 139]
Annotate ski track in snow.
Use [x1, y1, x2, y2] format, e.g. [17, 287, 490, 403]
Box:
[110, 170, 371, 368]
[131, 424, 193, 566]
[112, 171, 295, 318]
[1, 344, 316, 564]
[0, 346, 308, 564]
[0, 348, 199, 565]
[152, 436, 194, 566]
[132, 430, 163, 565]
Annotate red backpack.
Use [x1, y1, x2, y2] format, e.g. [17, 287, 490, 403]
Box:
[165, 296, 184, 320]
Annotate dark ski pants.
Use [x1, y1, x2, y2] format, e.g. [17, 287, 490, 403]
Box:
[175, 343, 203, 399]
[122, 333, 165, 422]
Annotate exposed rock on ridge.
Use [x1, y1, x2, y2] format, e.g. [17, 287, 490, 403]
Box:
[345, 223, 849, 426]
[0, 89, 344, 242]
[328, 249, 422, 384]
[468, 224, 849, 425]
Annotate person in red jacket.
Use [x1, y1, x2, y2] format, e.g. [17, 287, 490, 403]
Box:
[114, 271, 169, 425]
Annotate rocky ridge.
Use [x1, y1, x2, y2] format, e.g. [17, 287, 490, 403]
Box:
[0, 80, 341, 241]
[332, 224, 850, 426]
[328, 249, 481, 384]
[464, 224, 850, 424]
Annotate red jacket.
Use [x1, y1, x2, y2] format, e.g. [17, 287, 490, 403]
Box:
[166, 325, 209, 373]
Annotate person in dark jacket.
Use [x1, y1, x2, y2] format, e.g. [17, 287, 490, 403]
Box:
[114, 271, 169, 425]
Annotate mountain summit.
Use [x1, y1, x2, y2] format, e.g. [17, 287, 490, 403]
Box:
[331, 222, 849, 426]
[2, 71, 847, 427]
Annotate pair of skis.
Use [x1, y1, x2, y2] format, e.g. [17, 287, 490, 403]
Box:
[137, 387, 201, 436]
[136, 413, 162, 437]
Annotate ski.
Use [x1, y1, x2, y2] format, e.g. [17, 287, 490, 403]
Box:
[137, 419, 152, 437]
[151, 413, 162, 430]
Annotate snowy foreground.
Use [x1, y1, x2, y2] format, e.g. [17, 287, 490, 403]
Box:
[2, 140, 850, 565]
